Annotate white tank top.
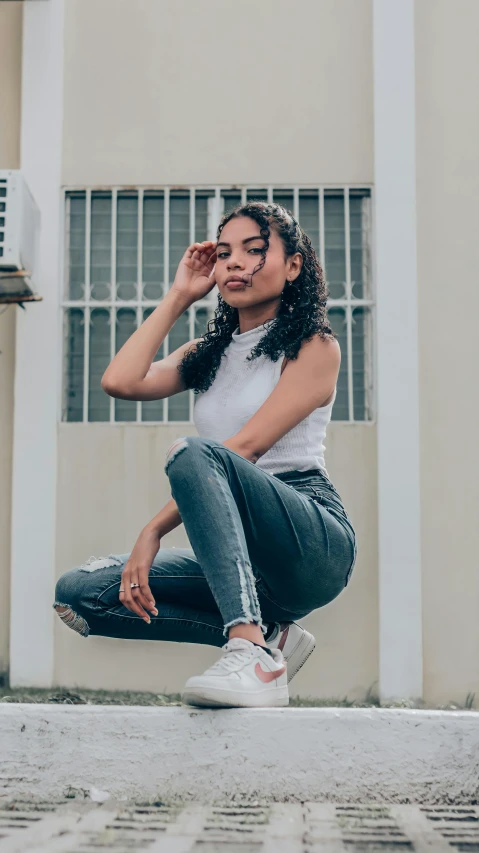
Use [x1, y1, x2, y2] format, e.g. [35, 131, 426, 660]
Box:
[193, 319, 336, 476]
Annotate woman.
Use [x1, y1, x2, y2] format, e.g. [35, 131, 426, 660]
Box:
[54, 201, 357, 709]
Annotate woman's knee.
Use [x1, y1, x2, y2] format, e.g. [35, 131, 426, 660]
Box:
[53, 554, 127, 637]
[53, 569, 90, 637]
[164, 434, 218, 476]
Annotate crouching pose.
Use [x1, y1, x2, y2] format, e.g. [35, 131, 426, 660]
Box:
[54, 201, 357, 709]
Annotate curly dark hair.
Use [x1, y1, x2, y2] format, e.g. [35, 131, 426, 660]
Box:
[178, 200, 336, 394]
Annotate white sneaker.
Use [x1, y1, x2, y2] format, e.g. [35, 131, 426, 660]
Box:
[265, 621, 316, 683]
[181, 637, 289, 708]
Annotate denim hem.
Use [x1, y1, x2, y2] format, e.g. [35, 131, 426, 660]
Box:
[223, 616, 268, 639]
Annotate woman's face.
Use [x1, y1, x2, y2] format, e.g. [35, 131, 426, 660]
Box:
[215, 215, 301, 309]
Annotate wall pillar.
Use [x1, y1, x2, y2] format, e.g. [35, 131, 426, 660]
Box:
[10, 0, 64, 686]
[373, 0, 422, 700]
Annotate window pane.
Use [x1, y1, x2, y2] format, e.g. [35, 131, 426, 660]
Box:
[169, 191, 189, 286]
[89, 308, 111, 421]
[63, 186, 373, 425]
[90, 193, 112, 301]
[299, 189, 320, 260]
[143, 193, 164, 302]
[273, 189, 294, 215]
[66, 193, 85, 300]
[221, 190, 241, 217]
[247, 188, 268, 202]
[194, 306, 212, 339]
[324, 191, 346, 300]
[350, 189, 372, 300]
[352, 306, 373, 421]
[114, 309, 137, 421]
[116, 192, 138, 301]
[328, 307, 349, 420]
[63, 308, 84, 421]
[168, 389, 191, 421]
[168, 310, 190, 421]
[141, 308, 164, 422]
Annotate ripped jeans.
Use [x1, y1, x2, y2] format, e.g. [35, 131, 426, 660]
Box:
[54, 435, 357, 646]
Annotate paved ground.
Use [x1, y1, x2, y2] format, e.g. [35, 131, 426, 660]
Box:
[0, 797, 478, 852]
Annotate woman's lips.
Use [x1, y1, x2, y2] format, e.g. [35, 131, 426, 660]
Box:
[225, 280, 246, 289]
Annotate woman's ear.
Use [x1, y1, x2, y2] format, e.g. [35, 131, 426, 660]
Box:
[289, 252, 303, 280]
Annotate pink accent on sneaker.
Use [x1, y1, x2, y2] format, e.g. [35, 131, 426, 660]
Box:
[255, 661, 287, 683]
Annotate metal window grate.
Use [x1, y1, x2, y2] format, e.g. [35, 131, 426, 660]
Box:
[61, 185, 374, 424]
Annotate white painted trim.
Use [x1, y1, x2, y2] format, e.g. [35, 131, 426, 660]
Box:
[373, 0, 423, 699]
[10, 0, 65, 686]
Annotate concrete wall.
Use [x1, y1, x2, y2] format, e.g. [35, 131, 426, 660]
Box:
[54, 423, 378, 698]
[416, 0, 479, 706]
[0, 3, 22, 168]
[7, 0, 478, 705]
[61, 0, 373, 186]
[0, 2, 23, 680]
[53, 0, 378, 697]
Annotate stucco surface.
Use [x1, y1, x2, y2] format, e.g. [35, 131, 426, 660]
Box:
[1, 705, 478, 803]
[54, 423, 377, 700]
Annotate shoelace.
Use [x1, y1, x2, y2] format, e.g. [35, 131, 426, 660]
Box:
[203, 644, 256, 676]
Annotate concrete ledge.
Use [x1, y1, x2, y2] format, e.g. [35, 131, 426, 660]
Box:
[1, 705, 478, 804]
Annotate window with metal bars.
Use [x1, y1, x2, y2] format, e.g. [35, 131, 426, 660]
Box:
[62, 186, 374, 423]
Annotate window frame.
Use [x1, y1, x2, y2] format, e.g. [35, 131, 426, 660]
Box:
[61, 184, 376, 424]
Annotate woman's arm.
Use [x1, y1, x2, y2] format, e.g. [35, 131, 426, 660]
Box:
[145, 496, 183, 538]
[101, 239, 217, 397]
[101, 288, 192, 396]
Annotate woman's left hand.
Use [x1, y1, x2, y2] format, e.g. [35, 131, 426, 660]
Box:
[119, 526, 162, 622]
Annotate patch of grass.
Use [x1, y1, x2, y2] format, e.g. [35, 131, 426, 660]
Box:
[0, 685, 477, 710]
[0, 687, 183, 706]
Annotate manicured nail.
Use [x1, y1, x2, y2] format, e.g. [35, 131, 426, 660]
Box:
[150, 608, 158, 616]
[144, 617, 151, 624]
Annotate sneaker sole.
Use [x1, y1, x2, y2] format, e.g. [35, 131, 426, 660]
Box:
[284, 629, 316, 683]
[181, 685, 289, 709]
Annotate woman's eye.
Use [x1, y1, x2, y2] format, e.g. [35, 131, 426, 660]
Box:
[217, 248, 262, 259]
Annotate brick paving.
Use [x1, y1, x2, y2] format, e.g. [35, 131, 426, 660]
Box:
[0, 798, 478, 851]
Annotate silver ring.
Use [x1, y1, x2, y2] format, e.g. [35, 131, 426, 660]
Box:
[119, 588, 125, 593]
[130, 582, 140, 589]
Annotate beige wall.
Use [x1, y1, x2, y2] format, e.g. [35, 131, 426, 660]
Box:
[10, 0, 479, 705]
[62, 0, 373, 186]
[416, 0, 479, 706]
[0, 2, 22, 679]
[54, 423, 378, 699]
[0, 2, 22, 169]
[53, 0, 378, 698]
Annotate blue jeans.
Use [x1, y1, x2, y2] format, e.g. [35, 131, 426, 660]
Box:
[53, 436, 357, 646]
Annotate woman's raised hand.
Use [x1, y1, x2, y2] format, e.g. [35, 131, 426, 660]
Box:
[170, 241, 218, 305]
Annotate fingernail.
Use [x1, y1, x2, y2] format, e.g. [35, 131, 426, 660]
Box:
[150, 608, 158, 616]
[144, 617, 151, 624]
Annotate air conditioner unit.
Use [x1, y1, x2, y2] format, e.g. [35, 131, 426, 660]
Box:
[0, 170, 42, 304]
